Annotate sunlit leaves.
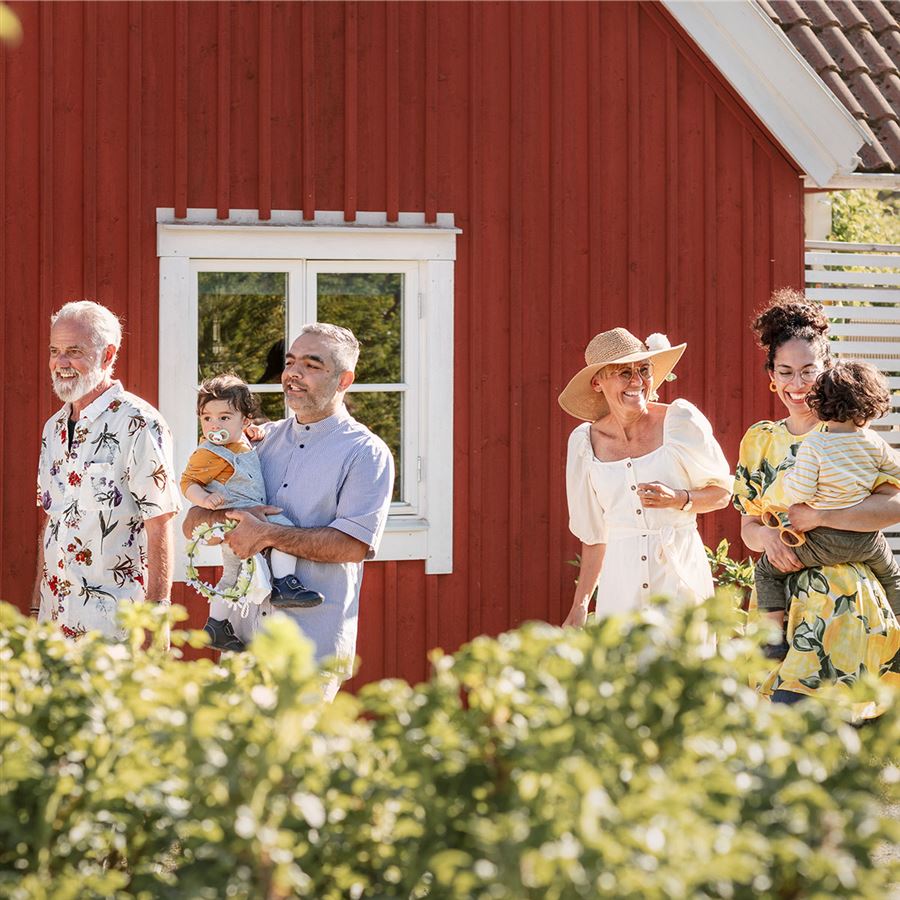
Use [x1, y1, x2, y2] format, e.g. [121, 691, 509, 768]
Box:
[1, 593, 897, 898]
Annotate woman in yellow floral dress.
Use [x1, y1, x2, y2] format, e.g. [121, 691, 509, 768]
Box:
[734, 290, 900, 712]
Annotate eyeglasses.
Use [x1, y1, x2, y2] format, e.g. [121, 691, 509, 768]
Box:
[772, 366, 821, 384]
[761, 507, 806, 547]
[605, 363, 654, 384]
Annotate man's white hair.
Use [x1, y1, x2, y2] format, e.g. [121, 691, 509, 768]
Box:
[299, 322, 360, 373]
[51, 300, 123, 364]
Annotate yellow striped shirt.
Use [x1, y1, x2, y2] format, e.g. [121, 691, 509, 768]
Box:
[783, 429, 900, 509]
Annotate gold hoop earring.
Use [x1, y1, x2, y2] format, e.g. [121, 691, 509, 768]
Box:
[768, 381, 778, 393]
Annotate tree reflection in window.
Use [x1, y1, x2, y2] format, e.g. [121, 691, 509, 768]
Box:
[198, 272, 286, 384]
[318, 274, 403, 503]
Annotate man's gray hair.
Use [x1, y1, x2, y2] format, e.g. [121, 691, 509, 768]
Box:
[299, 322, 360, 373]
[51, 301, 123, 356]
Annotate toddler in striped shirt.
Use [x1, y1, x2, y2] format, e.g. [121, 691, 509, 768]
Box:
[755, 361, 900, 658]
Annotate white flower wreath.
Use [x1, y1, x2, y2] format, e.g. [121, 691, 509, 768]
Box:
[185, 521, 260, 617]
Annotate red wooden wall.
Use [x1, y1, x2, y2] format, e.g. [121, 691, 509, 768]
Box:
[1, 1, 803, 685]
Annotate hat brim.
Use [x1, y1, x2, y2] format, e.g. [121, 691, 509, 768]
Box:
[557, 343, 687, 421]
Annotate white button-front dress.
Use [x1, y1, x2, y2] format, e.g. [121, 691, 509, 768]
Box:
[566, 399, 732, 617]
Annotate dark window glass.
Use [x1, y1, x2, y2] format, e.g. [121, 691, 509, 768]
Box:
[253, 392, 286, 424]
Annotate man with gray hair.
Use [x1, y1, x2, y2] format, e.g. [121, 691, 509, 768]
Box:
[183, 322, 394, 699]
[33, 301, 182, 639]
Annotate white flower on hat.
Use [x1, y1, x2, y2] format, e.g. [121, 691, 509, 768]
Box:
[645, 333, 671, 351]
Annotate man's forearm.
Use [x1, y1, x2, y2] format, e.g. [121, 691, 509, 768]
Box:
[264, 522, 368, 564]
[182, 504, 228, 538]
[32, 514, 47, 615]
[819, 487, 900, 533]
[145, 513, 176, 601]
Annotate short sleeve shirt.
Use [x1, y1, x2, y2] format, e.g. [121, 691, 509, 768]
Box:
[255, 407, 395, 674]
[36, 381, 182, 639]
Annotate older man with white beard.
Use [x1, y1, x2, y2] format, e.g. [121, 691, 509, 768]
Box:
[32, 301, 181, 639]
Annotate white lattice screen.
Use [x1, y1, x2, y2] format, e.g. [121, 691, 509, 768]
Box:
[805, 240, 900, 557]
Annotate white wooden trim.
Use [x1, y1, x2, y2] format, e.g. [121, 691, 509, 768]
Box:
[158, 208, 459, 230]
[805, 271, 900, 288]
[157, 211, 459, 262]
[806, 241, 900, 254]
[158, 255, 205, 571]
[806, 288, 900, 303]
[157, 215, 457, 574]
[805, 252, 900, 269]
[806, 174, 900, 191]
[423, 258, 455, 574]
[663, 0, 867, 186]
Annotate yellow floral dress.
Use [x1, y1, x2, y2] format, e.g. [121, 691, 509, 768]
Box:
[734, 420, 900, 708]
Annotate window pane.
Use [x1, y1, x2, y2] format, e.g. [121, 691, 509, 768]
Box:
[316, 273, 402, 384]
[198, 272, 286, 384]
[254, 392, 286, 424]
[345, 391, 402, 503]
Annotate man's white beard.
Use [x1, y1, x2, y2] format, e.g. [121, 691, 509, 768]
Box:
[52, 360, 107, 403]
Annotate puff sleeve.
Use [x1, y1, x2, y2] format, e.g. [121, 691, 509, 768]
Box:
[667, 399, 732, 493]
[566, 424, 608, 545]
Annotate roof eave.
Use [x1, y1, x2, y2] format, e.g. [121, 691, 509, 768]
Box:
[662, 0, 870, 187]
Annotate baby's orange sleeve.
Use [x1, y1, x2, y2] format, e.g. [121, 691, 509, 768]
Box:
[180, 448, 235, 495]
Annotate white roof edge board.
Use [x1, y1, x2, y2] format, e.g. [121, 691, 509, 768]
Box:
[804, 173, 900, 191]
[662, 0, 869, 187]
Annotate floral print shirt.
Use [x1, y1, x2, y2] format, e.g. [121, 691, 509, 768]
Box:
[36, 381, 182, 639]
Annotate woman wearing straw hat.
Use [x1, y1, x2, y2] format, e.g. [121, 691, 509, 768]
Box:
[559, 328, 732, 626]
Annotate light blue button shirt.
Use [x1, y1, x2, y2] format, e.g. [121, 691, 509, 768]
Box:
[255, 406, 394, 674]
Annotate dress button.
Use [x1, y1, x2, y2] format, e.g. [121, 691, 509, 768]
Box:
[641, 555, 647, 561]
[626, 462, 632, 468]
[642, 583, 649, 589]
[636, 509, 642, 515]
[630, 485, 636, 491]
[262, 611, 267, 616]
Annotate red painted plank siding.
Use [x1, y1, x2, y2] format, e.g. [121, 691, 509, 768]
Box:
[2, 0, 804, 688]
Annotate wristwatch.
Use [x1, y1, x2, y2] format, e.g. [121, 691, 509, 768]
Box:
[680, 490, 693, 512]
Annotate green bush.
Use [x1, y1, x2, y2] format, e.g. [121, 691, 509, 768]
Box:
[706, 539, 755, 605]
[1, 596, 897, 898]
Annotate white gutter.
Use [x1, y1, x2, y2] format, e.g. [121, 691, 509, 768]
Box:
[663, 0, 870, 187]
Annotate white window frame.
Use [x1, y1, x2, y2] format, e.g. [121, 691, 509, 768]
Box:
[157, 208, 458, 575]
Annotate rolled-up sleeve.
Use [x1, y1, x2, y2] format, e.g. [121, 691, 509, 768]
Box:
[566, 425, 607, 545]
[330, 438, 395, 558]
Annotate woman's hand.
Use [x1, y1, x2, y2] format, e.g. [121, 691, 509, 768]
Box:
[637, 482, 687, 510]
[563, 602, 589, 628]
[758, 526, 803, 573]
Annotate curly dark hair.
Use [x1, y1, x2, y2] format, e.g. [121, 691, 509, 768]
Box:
[197, 373, 259, 418]
[806, 361, 890, 427]
[752, 288, 831, 370]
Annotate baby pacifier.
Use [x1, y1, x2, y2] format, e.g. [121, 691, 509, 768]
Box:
[207, 429, 230, 445]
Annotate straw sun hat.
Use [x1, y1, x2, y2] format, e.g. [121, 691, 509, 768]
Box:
[558, 328, 687, 422]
